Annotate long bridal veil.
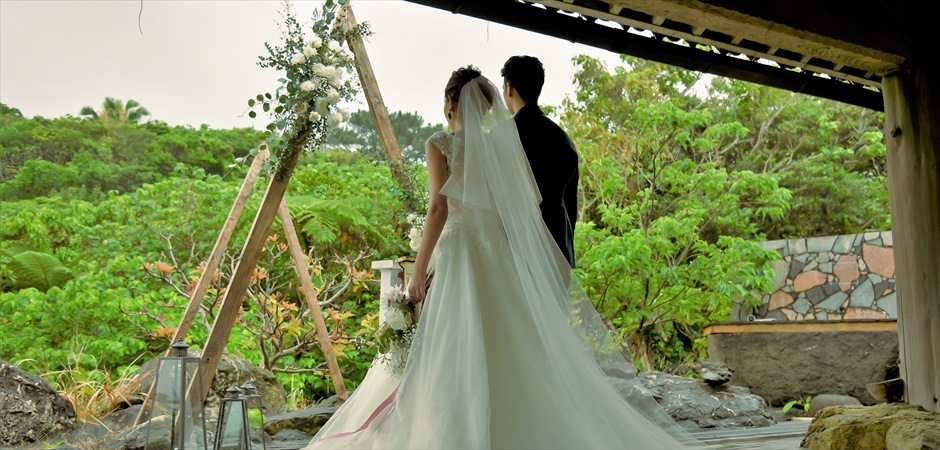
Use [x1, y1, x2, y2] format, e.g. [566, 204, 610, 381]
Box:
[441, 77, 703, 447]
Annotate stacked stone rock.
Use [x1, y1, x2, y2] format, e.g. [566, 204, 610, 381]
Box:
[756, 232, 896, 321]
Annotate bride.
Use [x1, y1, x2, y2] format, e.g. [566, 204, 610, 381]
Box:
[306, 67, 705, 449]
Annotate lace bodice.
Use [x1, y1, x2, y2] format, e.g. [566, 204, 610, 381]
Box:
[426, 131, 499, 251]
[427, 131, 459, 173]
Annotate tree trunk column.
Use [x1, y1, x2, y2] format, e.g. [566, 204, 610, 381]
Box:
[882, 63, 940, 413]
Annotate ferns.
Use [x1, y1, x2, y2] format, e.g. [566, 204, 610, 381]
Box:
[7, 250, 73, 291]
[286, 195, 381, 246]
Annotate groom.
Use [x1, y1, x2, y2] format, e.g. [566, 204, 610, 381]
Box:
[501, 56, 579, 268]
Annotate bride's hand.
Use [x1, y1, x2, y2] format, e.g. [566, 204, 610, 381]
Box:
[407, 270, 427, 304]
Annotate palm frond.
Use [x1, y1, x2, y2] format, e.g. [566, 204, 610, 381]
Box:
[79, 106, 100, 120]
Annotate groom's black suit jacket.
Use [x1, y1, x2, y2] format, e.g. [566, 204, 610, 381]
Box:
[513, 104, 579, 268]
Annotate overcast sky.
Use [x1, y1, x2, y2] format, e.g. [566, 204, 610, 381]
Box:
[0, 0, 627, 129]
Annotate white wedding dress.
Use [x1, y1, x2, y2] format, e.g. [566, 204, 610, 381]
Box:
[306, 78, 705, 449]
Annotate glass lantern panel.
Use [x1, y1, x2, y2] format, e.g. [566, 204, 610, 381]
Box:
[217, 401, 249, 450]
[145, 357, 208, 450]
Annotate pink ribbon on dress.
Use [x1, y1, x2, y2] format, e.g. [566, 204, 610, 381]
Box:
[319, 384, 401, 442]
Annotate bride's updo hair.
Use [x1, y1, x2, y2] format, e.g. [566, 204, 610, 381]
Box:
[445, 65, 494, 110]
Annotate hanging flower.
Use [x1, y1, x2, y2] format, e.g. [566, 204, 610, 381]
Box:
[309, 111, 321, 122]
[340, 108, 352, 122]
[302, 46, 317, 57]
[408, 227, 421, 252]
[290, 53, 306, 65]
[331, 67, 345, 86]
[310, 36, 323, 49]
[300, 79, 320, 92]
[326, 88, 340, 104]
[328, 112, 343, 127]
[328, 40, 342, 53]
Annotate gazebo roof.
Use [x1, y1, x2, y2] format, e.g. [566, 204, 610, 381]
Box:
[407, 0, 926, 112]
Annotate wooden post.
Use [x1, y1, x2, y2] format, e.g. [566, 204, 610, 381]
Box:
[175, 147, 269, 345]
[199, 120, 312, 397]
[883, 63, 940, 413]
[343, 3, 417, 211]
[277, 198, 348, 399]
[134, 147, 269, 425]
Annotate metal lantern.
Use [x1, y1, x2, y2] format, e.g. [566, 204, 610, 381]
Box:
[145, 338, 209, 450]
[215, 383, 267, 450]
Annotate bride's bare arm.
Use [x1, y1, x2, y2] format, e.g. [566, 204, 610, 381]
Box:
[407, 139, 449, 302]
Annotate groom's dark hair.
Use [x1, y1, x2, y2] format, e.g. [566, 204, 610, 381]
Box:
[501, 56, 544, 104]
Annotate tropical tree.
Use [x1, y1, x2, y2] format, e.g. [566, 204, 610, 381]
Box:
[564, 55, 789, 369]
[79, 97, 151, 124]
[326, 110, 446, 164]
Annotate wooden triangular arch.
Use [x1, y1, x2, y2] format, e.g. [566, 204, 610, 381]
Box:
[135, 1, 410, 424]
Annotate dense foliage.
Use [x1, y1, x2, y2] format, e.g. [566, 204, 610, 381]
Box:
[0, 51, 888, 411]
[564, 55, 887, 369]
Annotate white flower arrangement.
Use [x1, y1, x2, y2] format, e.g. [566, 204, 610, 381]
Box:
[375, 286, 417, 378]
[247, 0, 370, 178]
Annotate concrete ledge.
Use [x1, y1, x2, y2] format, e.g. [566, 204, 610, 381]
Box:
[704, 319, 897, 335]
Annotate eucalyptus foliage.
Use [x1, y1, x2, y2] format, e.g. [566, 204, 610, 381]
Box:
[247, 0, 370, 178]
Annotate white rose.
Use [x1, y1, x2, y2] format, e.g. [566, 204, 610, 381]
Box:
[408, 227, 421, 252]
[407, 213, 417, 222]
[310, 36, 323, 48]
[332, 68, 344, 86]
[302, 46, 316, 57]
[292, 102, 308, 114]
[326, 88, 340, 104]
[386, 309, 410, 331]
[328, 40, 342, 53]
[300, 79, 319, 92]
[340, 108, 351, 122]
[342, 50, 354, 60]
[290, 53, 306, 65]
[328, 112, 343, 127]
[314, 63, 327, 76]
[308, 111, 321, 122]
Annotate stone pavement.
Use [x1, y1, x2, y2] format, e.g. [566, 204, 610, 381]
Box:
[261, 419, 811, 449]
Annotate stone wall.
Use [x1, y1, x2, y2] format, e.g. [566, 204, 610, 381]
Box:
[747, 232, 896, 321]
[707, 328, 899, 405]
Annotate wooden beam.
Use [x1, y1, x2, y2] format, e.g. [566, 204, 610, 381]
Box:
[342, 3, 417, 211]
[703, 320, 897, 335]
[537, 0, 882, 89]
[277, 199, 348, 399]
[883, 63, 940, 414]
[199, 118, 312, 397]
[409, 0, 885, 111]
[599, 0, 904, 76]
[134, 146, 269, 425]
